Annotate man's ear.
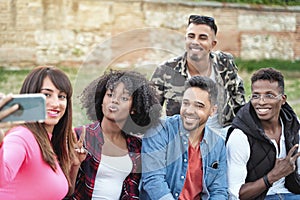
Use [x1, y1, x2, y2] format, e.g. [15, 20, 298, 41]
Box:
[210, 105, 218, 117]
[212, 39, 217, 49]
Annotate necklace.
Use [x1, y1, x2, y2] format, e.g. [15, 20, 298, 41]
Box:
[205, 64, 211, 77]
[188, 59, 212, 78]
[205, 58, 213, 77]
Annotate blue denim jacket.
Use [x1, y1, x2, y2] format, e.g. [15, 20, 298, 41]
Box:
[140, 115, 228, 200]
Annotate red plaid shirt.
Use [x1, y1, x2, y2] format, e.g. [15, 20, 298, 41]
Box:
[70, 121, 141, 200]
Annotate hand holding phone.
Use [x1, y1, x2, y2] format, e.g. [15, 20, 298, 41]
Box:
[0, 94, 19, 120]
[0, 94, 46, 124]
[0, 94, 20, 128]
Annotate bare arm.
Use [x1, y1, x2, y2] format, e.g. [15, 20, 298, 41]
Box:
[67, 160, 82, 196]
[238, 176, 269, 199]
[67, 129, 87, 196]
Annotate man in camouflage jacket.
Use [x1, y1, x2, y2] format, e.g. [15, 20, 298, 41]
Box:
[151, 15, 245, 128]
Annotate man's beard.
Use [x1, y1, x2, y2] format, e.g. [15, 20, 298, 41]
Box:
[189, 53, 200, 62]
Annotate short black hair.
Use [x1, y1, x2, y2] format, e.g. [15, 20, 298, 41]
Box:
[184, 76, 218, 105]
[188, 15, 218, 35]
[251, 67, 284, 94]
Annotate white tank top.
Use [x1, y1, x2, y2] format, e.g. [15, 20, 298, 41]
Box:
[91, 154, 133, 200]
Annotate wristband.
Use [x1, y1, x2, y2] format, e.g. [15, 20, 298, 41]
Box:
[263, 175, 272, 188]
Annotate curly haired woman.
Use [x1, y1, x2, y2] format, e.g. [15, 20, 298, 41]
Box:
[68, 70, 162, 199]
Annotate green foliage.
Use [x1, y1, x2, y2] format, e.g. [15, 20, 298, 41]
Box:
[1, 60, 299, 124]
[0, 67, 30, 80]
[0, 67, 31, 94]
[198, 0, 300, 6]
[235, 59, 300, 73]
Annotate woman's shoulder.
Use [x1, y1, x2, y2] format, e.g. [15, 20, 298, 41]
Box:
[6, 125, 36, 144]
[7, 125, 32, 136]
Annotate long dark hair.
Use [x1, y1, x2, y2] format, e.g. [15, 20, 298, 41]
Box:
[20, 66, 75, 184]
[79, 69, 162, 135]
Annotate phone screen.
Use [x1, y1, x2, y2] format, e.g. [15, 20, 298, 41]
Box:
[0, 94, 46, 123]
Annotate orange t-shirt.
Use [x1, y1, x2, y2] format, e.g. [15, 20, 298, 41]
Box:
[179, 141, 203, 200]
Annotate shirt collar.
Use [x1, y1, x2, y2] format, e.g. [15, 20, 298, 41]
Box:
[174, 52, 188, 77]
[179, 116, 208, 145]
[177, 52, 215, 78]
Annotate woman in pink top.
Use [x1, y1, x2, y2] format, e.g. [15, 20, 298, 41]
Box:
[0, 66, 77, 200]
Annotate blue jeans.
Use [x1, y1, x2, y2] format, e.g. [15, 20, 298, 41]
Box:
[265, 193, 300, 200]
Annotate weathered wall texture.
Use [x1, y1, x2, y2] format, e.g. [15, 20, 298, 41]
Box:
[0, 0, 299, 69]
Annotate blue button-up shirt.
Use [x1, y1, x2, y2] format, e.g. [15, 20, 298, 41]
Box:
[140, 115, 228, 200]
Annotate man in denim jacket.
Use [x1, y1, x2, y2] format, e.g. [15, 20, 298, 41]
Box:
[140, 76, 228, 199]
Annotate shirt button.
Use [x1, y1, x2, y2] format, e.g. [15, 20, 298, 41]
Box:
[184, 158, 187, 162]
[181, 175, 185, 179]
[175, 193, 179, 197]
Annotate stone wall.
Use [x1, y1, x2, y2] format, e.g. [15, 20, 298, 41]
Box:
[0, 0, 299, 70]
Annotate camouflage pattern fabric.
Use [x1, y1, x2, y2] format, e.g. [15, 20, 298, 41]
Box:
[151, 51, 246, 127]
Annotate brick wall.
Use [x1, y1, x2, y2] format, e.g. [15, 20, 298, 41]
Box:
[0, 0, 299, 69]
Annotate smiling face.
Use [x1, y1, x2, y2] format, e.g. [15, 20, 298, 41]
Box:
[185, 23, 217, 63]
[251, 79, 286, 122]
[102, 82, 133, 127]
[41, 76, 67, 133]
[180, 87, 216, 134]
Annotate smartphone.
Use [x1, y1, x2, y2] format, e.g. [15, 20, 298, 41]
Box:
[0, 94, 46, 123]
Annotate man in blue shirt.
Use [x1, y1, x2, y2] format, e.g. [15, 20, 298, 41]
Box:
[140, 76, 228, 199]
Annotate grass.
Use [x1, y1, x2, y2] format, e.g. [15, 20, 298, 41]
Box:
[236, 59, 300, 72]
[1, 59, 299, 126]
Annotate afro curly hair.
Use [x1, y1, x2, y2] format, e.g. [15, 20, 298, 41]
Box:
[79, 69, 162, 135]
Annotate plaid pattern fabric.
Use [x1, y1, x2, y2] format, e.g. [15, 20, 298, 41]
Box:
[70, 121, 141, 200]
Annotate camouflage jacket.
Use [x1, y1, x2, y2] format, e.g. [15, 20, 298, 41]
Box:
[151, 51, 246, 127]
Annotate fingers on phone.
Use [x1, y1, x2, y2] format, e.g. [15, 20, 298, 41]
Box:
[7, 104, 19, 114]
[0, 104, 19, 121]
[0, 94, 13, 107]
